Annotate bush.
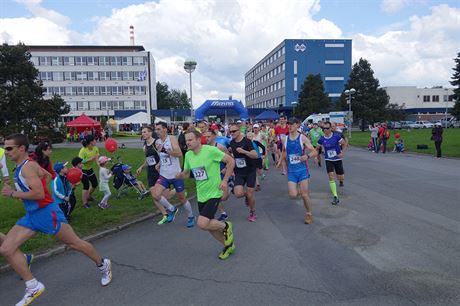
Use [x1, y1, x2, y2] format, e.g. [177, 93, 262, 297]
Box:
[31, 129, 64, 144]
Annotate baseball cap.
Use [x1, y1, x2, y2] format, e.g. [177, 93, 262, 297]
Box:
[54, 162, 68, 173]
[71, 157, 83, 167]
[236, 120, 242, 123]
[435, 122, 442, 126]
[121, 164, 131, 171]
[98, 156, 111, 164]
[287, 118, 300, 125]
[253, 124, 260, 128]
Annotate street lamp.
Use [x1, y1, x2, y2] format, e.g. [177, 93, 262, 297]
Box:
[344, 88, 356, 139]
[291, 101, 298, 117]
[184, 60, 197, 122]
[170, 107, 174, 124]
[444, 88, 449, 128]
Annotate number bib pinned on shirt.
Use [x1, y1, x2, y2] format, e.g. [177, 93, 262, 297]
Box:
[192, 167, 208, 181]
[235, 158, 247, 168]
[146, 156, 157, 166]
[288, 154, 302, 164]
[327, 150, 338, 159]
[160, 153, 172, 166]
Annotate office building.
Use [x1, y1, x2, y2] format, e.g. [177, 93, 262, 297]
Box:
[29, 45, 156, 120]
[245, 39, 352, 109]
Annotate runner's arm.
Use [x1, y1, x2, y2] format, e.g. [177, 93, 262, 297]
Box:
[167, 136, 183, 158]
[2, 162, 45, 200]
[301, 136, 318, 160]
[221, 154, 235, 183]
[0, 154, 10, 184]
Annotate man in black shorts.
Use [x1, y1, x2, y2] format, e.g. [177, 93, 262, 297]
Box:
[229, 123, 259, 222]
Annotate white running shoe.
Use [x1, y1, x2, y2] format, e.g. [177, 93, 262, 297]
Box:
[99, 258, 112, 286]
[16, 282, 45, 306]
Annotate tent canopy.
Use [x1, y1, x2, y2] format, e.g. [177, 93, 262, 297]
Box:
[254, 110, 279, 121]
[66, 114, 101, 132]
[117, 111, 150, 125]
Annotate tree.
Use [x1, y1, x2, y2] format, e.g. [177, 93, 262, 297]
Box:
[450, 52, 460, 120]
[294, 74, 330, 118]
[0, 43, 69, 136]
[337, 58, 389, 130]
[386, 103, 407, 122]
[156, 82, 191, 109]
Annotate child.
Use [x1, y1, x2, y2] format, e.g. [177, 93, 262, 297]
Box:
[98, 156, 112, 209]
[122, 164, 149, 196]
[393, 134, 405, 153]
[51, 162, 75, 221]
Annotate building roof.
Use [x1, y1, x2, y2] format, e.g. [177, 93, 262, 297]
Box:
[28, 45, 145, 52]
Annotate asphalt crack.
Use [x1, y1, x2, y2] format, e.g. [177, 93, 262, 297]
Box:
[112, 260, 333, 298]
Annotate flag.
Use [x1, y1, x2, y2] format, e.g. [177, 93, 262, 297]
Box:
[137, 68, 147, 81]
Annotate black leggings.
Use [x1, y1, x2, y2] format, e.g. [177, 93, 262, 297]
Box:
[434, 141, 442, 157]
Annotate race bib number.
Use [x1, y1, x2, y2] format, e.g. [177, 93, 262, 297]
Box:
[288, 154, 301, 164]
[192, 167, 208, 181]
[235, 158, 247, 168]
[160, 153, 171, 165]
[327, 150, 337, 159]
[146, 156, 157, 166]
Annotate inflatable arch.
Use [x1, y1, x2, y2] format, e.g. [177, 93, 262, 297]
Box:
[195, 100, 249, 121]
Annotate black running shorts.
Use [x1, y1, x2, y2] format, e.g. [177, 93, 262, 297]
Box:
[82, 168, 98, 190]
[147, 167, 159, 188]
[198, 198, 221, 219]
[234, 170, 257, 188]
[325, 160, 344, 175]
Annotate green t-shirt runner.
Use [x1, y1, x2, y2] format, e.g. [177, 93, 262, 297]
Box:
[78, 146, 100, 170]
[308, 127, 324, 147]
[184, 145, 225, 203]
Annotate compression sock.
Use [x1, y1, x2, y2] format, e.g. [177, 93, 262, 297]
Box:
[329, 181, 338, 197]
[159, 196, 175, 211]
[183, 200, 194, 218]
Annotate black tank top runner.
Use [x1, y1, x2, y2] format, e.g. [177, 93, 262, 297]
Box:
[144, 138, 160, 171]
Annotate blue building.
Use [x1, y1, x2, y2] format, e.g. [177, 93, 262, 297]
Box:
[245, 39, 352, 109]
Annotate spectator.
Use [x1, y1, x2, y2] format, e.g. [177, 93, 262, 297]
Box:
[29, 140, 56, 179]
[369, 123, 379, 153]
[378, 123, 389, 154]
[431, 122, 443, 158]
[393, 133, 405, 153]
[52, 162, 75, 221]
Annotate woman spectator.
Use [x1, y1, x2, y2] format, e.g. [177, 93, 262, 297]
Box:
[431, 122, 443, 158]
[79, 135, 100, 208]
[29, 140, 56, 179]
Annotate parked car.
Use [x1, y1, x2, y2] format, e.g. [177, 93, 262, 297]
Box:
[440, 117, 458, 128]
[400, 121, 413, 129]
[415, 121, 434, 128]
[407, 121, 422, 129]
[387, 121, 402, 129]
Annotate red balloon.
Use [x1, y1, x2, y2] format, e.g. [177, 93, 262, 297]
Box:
[67, 168, 83, 185]
[105, 138, 118, 153]
[395, 133, 401, 138]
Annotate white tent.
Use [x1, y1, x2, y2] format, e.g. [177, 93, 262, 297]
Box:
[117, 111, 151, 125]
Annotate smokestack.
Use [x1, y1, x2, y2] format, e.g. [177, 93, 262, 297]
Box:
[129, 25, 135, 46]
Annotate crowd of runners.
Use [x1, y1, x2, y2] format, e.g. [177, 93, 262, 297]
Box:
[0, 115, 349, 306]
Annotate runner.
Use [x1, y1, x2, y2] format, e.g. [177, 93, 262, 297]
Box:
[317, 122, 348, 205]
[78, 135, 99, 208]
[0, 134, 112, 306]
[258, 124, 270, 170]
[278, 118, 317, 224]
[308, 122, 324, 167]
[136, 126, 177, 225]
[176, 130, 236, 259]
[275, 115, 289, 175]
[330, 122, 348, 186]
[228, 123, 259, 222]
[152, 122, 195, 227]
[246, 132, 266, 192]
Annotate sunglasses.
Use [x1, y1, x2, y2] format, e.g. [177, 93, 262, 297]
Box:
[322, 127, 330, 130]
[229, 130, 239, 134]
[4, 145, 18, 151]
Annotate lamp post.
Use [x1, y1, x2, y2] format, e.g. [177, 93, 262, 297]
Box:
[170, 107, 174, 124]
[444, 88, 449, 128]
[291, 101, 298, 117]
[184, 60, 197, 122]
[344, 88, 356, 139]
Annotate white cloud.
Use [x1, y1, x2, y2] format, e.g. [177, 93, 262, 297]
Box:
[15, 0, 70, 26]
[381, 0, 411, 13]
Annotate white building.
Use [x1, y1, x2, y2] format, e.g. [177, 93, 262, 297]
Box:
[29, 45, 156, 121]
[383, 86, 455, 116]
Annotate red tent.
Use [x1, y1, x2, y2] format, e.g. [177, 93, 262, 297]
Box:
[65, 114, 101, 132]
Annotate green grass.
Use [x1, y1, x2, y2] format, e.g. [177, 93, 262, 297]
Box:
[348, 128, 460, 157]
[0, 148, 195, 261]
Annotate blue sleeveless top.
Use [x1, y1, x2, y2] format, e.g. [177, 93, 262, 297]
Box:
[285, 134, 307, 173]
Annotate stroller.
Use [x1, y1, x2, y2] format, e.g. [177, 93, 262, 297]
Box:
[111, 161, 150, 200]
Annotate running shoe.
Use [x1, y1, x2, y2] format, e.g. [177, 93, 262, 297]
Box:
[261, 173, 266, 180]
[25, 254, 34, 270]
[248, 211, 257, 222]
[98, 203, 111, 209]
[218, 243, 235, 260]
[281, 171, 286, 175]
[305, 213, 313, 224]
[83, 203, 91, 209]
[223, 221, 234, 246]
[217, 212, 228, 221]
[16, 281, 45, 306]
[332, 196, 340, 205]
[157, 215, 168, 225]
[99, 258, 112, 286]
[166, 207, 179, 223]
[339, 181, 344, 187]
[186, 216, 195, 228]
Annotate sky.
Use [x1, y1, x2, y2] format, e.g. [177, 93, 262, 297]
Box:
[1, 0, 459, 107]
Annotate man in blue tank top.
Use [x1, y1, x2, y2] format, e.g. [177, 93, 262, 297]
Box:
[0, 134, 112, 306]
[277, 118, 317, 224]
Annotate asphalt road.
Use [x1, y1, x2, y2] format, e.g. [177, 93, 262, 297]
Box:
[1, 147, 459, 305]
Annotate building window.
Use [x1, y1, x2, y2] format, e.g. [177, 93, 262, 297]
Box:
[423, 95, 430, 102]
[30, 56, 39, 66]
[87, 86, 99, 95]
[124, 101, 134, 109]
[112, 86, 123, 95]
[43, 87, 53, 96]
[110, 57, 122, 65]
[75, 56, 86, 65]
[444, 95, 448, 102]
[112, 101, 124, 109]
[294, 77, 297, 91]
[64, 72, 75, 81]
[63, 57, 74, 66]
[101, 101, 111, 110]
[87, 72, 98, 81]
[281, 46, 285, 54]
[65, 86, 76, 96]
[76, 87, 89, 96]
[52, 72, 64, 81]
[432, 95, 439, 102]
[100, 86, 111, 95]
[99, 72, 110, 81]
[87, 57, 98, 65]
[122, 71, 134, 80]
[325, 60, 344, 64]
[40, 72, 53, 81]
[133, 56, 145, 65]
[282, 79, 285, 88]
[282, 62, 285, 71]
[51, 56, 62, 66]
[99, 57, 110, 65]
[67, 102, 77, 110]
[293, 61, 298, 75]
[89, 101, 100, 110]
[53, 87, 65, 95]
[448, 95, 454, 101]
[325, 77, 344, 81]
[325, 43, 344, 48]
[122, 56, 132, 65]
[111, 71, 122, 80]
[76, 72, 87, 81]
[134, 86, 146, 95]
[123, 86, 135, 95]
[39, 57, 52, 66]
[77, 101, 88, 110]
[134, 100, 146, 109]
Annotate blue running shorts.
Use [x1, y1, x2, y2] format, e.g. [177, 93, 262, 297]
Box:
[287, 170, 310, 184]
[17, 202, 68, 235]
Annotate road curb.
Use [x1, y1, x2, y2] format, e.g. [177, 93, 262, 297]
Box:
[0, 194, 196, 274]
